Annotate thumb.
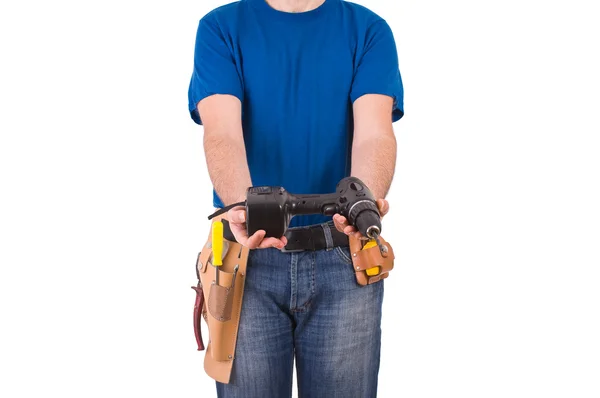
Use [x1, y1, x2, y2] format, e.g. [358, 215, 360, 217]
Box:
[227, 207, 246, 224]
[377, 199, 389, 217]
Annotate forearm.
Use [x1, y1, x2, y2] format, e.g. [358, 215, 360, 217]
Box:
[204, 134, 252, 206]
[350, 135, 397, 200]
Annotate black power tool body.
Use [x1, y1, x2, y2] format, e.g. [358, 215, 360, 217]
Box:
[245, 177, 381, 239]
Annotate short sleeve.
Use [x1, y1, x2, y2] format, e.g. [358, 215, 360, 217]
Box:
[188, 17, 244, 125]
[350, 20, 404, 122]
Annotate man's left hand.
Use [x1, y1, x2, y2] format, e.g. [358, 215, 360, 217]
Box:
[332, 198, 389, 238]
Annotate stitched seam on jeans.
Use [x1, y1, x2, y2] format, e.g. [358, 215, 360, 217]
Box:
[290, 252, 297, 310]
[335, 246, 353, 264]
[310, 251, 316, 297]
[322, 222, 334, 250]
[290, 252, 316, 313]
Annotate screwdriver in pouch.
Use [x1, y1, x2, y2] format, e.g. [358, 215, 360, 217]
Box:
[212, 220, 224, 285]
[230, 264, 239, 289]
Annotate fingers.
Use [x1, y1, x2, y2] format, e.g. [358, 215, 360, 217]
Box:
[377, 199, 389, 218]
[226, 206, 251, 247]
[333, 214, 347, 233]
[245, 230, 287, 250]
[343, 225, 357, 235]
[228, 220, 249, 247]
[227, 206, 246, 224]
[245, 230, 265, 249]
[334, 214, 363, 238]
[257, 236, 287, 250]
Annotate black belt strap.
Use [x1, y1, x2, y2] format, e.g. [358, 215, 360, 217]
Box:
[283, 221, 349, 252]
[220, 219, 348, 252]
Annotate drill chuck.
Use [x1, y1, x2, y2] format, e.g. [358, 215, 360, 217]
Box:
[366, 225, 381, 239]
[348, 199, 382, 239]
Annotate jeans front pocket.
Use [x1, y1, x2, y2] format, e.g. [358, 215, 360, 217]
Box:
[333, 245, 353, 264]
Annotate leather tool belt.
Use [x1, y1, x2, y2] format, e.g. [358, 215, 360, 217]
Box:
[192, 214, 249, 384]
[192, 217, 395, 383]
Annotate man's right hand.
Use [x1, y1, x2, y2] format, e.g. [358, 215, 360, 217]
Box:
[227, 206, 288, 250]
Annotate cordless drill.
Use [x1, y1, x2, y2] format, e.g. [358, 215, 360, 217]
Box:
[244, 176, 382, 239]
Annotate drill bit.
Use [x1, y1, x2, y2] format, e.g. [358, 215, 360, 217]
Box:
[374, 235, 388, 255]
[368, 228, 387, 256]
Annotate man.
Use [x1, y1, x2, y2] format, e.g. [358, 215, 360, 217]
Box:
[188, 0, 403, 396]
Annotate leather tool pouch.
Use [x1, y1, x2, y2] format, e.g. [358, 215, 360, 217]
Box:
[348, 235, 395, 285]
[191, 215, 249, 384]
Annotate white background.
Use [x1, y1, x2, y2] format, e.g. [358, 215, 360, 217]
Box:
[1, 0, 599, 397]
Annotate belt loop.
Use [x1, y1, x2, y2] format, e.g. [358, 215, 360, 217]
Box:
[321, 221, 334, 251]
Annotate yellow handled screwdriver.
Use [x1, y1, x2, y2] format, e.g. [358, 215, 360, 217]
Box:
[212, 220, 224, 285]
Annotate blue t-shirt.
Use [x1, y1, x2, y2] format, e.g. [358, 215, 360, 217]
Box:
[188, 0, 403, 228]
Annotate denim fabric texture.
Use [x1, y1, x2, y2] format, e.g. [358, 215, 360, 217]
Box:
[216, 222, 384, 398]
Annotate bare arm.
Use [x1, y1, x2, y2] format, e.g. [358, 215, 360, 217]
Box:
[197, 94, 287, 249]
[198, 94, 252, 205]
[333, 94, 396, 237]
[350, 94, 397, 200]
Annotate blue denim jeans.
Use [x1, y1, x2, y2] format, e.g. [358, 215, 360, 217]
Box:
[216, 222, 384, 398]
